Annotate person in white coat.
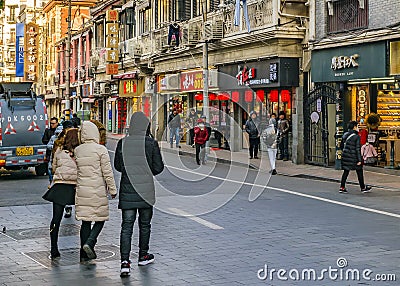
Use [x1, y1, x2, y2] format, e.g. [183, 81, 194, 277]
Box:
[262, 118, 279, 175]
[74, 121, 117, 262]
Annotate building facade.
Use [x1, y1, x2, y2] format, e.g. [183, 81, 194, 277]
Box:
[307, 0, 400, 168]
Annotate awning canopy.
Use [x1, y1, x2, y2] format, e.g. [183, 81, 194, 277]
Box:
[82, 98, 95, 103]
[107, 97, 118, 102]
[113, 71, 139, 79]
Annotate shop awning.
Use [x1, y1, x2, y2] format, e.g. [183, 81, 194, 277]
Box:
[82, 98, 95, 103]
[107, 97, 118, 102]
[113, 71, 139, 79]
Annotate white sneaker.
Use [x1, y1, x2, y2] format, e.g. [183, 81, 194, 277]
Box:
[120, 260, 131, 277]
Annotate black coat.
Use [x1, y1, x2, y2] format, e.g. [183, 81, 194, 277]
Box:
[42, 127, 56, 144]
[168, 113, 181, 128]
[245, 119, 260, 139]
[114, 112, 164, 209]
[341, 130, 362, 171]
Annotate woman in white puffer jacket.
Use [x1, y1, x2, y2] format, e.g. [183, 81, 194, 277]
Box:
[74, 121, 117, 262]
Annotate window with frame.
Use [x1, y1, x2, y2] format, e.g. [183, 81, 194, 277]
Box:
[139, 8, 152, 34]
[121, 7, 135, 40]
[95, 21, 104, 48]
[9, 6, 16, 22]
[327, 0, 368, 33]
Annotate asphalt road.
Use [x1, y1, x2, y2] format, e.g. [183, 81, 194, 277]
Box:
[0, 140, 399, 285]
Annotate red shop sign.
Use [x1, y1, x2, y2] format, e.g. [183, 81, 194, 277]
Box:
[181, 71, 204, 91]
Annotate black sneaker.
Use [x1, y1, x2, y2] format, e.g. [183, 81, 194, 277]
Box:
[82, 244, 97, 259]
[361, 186, 372, 193]
[64, 206, 72, 218]
[271, 169, 277, 175]
[254, 156, 259, 159]
[339, 188, 348, 193]
[120, 260, 131, 277]
[138, 253, 155, 266]
[50, 250, 60, 260]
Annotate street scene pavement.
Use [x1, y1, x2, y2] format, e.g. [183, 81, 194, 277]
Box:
[0, 137, 399, 285]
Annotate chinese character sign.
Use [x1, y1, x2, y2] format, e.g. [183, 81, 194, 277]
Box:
[106, 11, 119, 75]
[24, 23, 39, 82]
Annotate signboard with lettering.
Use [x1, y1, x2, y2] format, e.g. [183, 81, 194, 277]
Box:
[106, 64, 119, 75]
[311, 42, 386, 82]
[106, 11, 119, 75]
[106, 10, 119, 22]
[180, 70, 218, 92]
[16, 23, 24, 77]
[219, 58, 299, 89]
[24, 23, 39, 82]
[119, 79, 144, 97]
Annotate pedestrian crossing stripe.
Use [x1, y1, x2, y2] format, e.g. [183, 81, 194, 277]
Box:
[4, 123, 17, 135]
[28, 121, 40, 132]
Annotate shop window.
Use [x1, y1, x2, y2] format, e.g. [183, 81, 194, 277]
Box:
[390, 41, 400, 75]
[327, 0, 368, 33]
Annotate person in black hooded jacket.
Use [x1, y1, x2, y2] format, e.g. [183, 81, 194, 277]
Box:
[339, 121, 371, 194]
[114, 112, 164, 276]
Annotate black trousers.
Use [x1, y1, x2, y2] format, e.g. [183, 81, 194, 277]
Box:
[189, 128, 195, 146]
[249, 138, 260, 158]
[80, 221, 105, 257]
[340, 169, 366, 190]
[195, 143, 206, 164]
[50, 202, 65, 252]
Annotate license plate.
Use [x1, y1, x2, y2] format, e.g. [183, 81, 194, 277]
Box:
[16, 147, 34, 156]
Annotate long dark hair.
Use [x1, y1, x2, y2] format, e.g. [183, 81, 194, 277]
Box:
[63, 128, 80, 152]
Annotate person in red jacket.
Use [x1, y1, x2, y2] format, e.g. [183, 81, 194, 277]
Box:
[194, 119, 209, 165]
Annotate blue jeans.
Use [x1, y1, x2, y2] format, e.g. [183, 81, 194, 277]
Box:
[120, 208, 153, 261]
[170, 127, 180, 146]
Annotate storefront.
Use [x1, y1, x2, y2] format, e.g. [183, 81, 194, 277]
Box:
[219, 58, 299, 150]
[310, 40, 400, 168]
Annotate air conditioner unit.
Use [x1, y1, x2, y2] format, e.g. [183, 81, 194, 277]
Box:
[165, 74, 180, 90]
[204, 20, 223, 41]
[127, 39, 142, 58]
[90, 55, 99, 67]
[182, 23, 199, 46]
[54, 74, 60, 84]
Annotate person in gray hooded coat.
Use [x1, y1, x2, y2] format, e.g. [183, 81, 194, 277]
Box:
[114, 112, 164, 276]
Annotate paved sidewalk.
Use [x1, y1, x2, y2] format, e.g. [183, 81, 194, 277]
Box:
[107, 133, 400, 191]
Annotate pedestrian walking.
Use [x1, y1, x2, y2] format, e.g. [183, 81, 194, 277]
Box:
[200, 115, 212, 162]
[339, 121, 372, 194]
[185, 109, 198, 147]
[245, 111, 260, 159]
[168, 109, 181, 148]
[71, 113, 81, 128]
[74, 121, 117, 263]
[42, 128, 80, 259]
[46, 125, 63, 188]
[269, 113, 277, 131]
[262, 118, 279, 175]
[194, 119, 209, 165]
[90, 119, 107, 146]
[42, 117, 59, 180]
[114, 112, 164, 277]
[277, 111, 290, 161]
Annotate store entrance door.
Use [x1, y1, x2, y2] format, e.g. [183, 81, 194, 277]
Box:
[304, 85, 339, 167]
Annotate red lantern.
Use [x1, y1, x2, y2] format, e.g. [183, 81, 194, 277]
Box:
[195, 93, 203, 101]
[209, 93, 217, 101]
[218, 92, 230, 101]
[281, 90, 290, 102]
[245, 90, 253, 102]
[269, 90, 278, 102]
[256, 90, 265, 102]
[231, 91, 240, 103]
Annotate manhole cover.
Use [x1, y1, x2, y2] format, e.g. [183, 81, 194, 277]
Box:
[22, 245, 121, 268]
[6, 224, 80, 240]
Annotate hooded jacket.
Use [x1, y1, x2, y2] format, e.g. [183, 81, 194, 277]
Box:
[74, 121, 117, 221]
[340, 130, 362, 171]
[114, 112, 164, 209]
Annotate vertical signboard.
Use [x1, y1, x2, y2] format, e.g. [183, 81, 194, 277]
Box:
[24, 23, 39, 81]
[16, 23, 24, 77]
[106, 10, 119, 75]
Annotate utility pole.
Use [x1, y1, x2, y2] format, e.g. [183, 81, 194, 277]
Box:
[202, 0, 209, 121]
[64, 0, 72, 120]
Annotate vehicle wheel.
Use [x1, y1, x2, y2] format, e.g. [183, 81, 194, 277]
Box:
[35, 163, 47, 176]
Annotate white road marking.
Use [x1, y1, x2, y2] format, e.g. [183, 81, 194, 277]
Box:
[165, 165, 400, 219]
[168, 208, 224, 230]
[0, 232, 18, 242]
[20, 251, 49, 269]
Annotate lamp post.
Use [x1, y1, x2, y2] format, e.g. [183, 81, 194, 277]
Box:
[64, 0, 72, 120]
[202, 0, 209, 122]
